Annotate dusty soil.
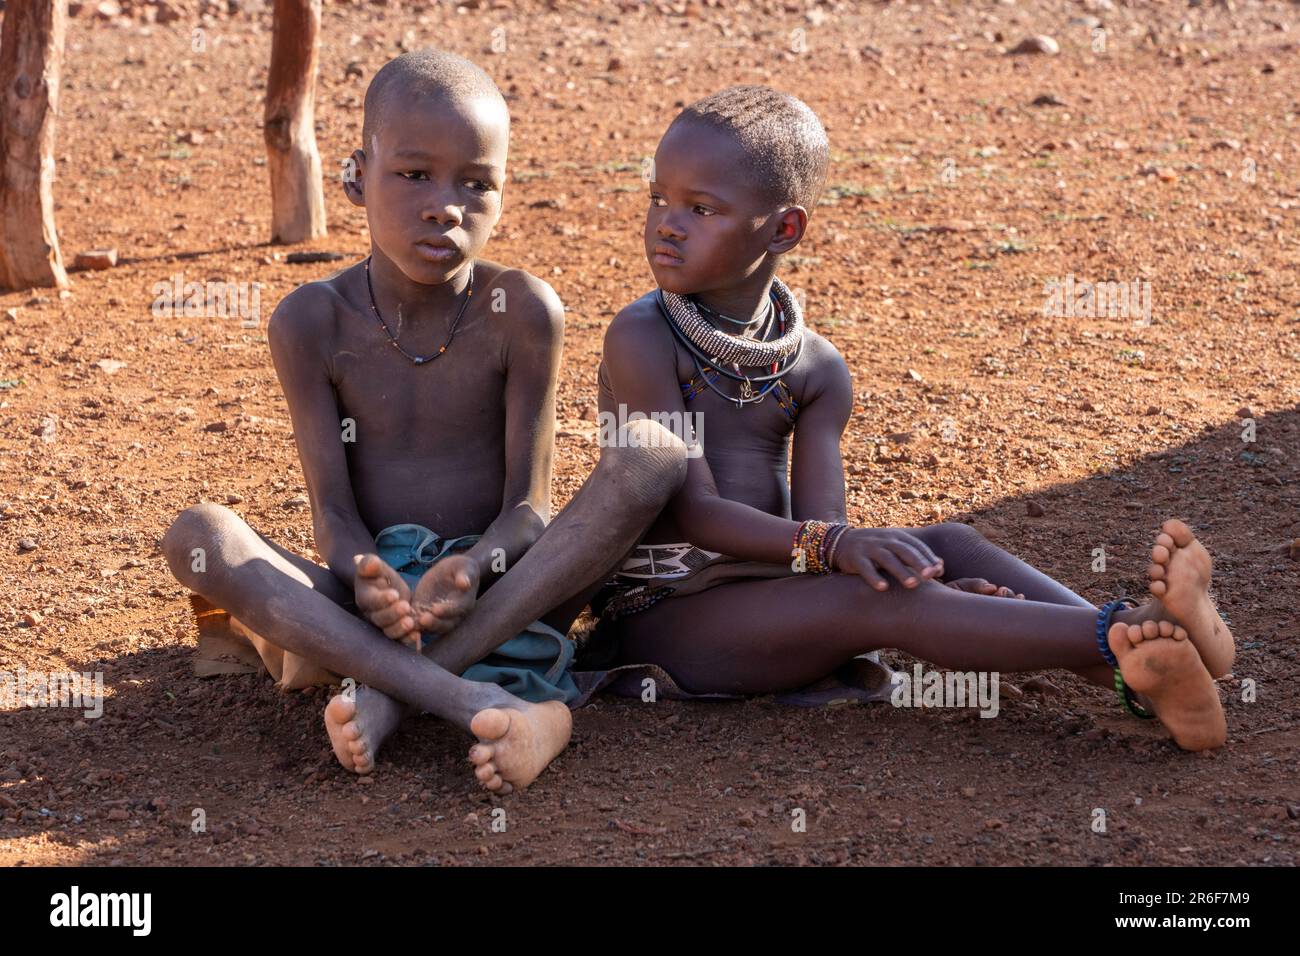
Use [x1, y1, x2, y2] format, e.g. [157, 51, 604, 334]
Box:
[1, 0, 1298, 866]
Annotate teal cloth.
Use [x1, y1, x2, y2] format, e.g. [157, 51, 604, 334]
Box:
[373, 523, 579, 706]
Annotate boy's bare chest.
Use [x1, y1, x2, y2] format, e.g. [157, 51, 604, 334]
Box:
[329, 315, 507, 429]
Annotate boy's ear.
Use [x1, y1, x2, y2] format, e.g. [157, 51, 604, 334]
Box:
[342, 149, 366, 207]
[768, 206, 808, 254]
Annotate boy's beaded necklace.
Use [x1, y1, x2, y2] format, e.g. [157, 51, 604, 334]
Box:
[363, 255, 475, 365]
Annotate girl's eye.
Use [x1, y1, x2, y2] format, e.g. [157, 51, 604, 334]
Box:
[466, 180, 493, 192]
[693, 205, 715, 216]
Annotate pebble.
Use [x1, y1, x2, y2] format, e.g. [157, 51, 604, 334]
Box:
[1026, 500, 1046, 517]
[75, 249, 118, 271]
[283, 495, 309, 508]
[107, 808, 129, 821]
[226, 493, 243, 505]
[23, 611, 43, 626]
[1031, 93, 1067, 107]
[18, 537, 38, 552]
[1009, 35, 1059, 55]
[203, 420, 229, 433]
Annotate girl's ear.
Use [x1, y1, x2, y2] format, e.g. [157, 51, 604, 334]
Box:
[342, 149, 366, 207]
[769, 206, 808, 254]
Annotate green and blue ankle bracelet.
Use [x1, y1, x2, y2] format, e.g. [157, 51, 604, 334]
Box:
[1096, 597, 1156, 720]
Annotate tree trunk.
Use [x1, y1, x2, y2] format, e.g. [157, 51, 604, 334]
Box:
[264, 0, 327, 244]
[0, 0, 70, 292]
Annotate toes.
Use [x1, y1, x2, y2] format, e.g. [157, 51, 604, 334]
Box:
[342, 722, 362, 742]
[474, 761, 499, 783]
[1140, 620, 1159, 641]
[1157, 620, 1175, 638]
[1151, 543, 1171, 565]
[469, 707, 512, 743]
[1172, 624, 1189, 641]
[1148, 563, 1166, 581]
[347, 738, 367, 755]
[1107, 622, 1131, 658]
[468, 743, 495, 766]
[1150, 579, 1167, 598]
[1162, 519, 1195, 547]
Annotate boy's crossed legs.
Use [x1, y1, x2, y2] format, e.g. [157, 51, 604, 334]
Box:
[164, 420, 688, 791]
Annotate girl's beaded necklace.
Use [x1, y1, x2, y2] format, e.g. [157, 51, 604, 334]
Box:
[658, 281, 804, 408]
[363, 255, 475, 365]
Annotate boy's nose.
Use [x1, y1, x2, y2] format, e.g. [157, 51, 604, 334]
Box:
[422, 196, 463, 227]
[656, 216, 685, 240]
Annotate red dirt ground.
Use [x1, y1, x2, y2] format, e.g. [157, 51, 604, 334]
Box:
[1, 0, 1297, 866]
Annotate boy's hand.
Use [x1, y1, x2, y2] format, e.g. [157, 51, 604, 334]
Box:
[410, 555, 480, 636]
[944, 577, 1025, 600]
[353, 554, 420, 648]
[832, 529, 944, 591]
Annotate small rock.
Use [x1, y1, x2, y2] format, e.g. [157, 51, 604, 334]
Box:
[1288, 539, 1299, 562]
[960, 786, 976, 798]
[225, 493, 243, 505]
[106, 808, 129, 821]
[984, 818, 1006, 829]
[1021, 676, 1060, 695]
[1031, 93, 1067, 107]
[1211, 138, 1241, 151]
[177, 130, 205, 146]
[1144, 404, 1160, 416]
[464, 812, 479, 825]
[1236, 406, 1254, 419]
[1026, 500, 1045, 517]
[94, 0, 121, 19]
[95, 359, 126, 374]
[74, 249, 118, 271]
[203, 420, 229, 433]
[285, 251, 344, 264]
[4, 308, 18, 321]
[905, 368, 924, 383]
[345, 60, 365, 79]
[282, 495, 309, 509]
[23, 611, 43, 627]
[18, 537, 38, 553]
[1009, 35, 1059, 56]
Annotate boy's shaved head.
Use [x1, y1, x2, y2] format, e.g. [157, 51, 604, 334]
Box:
[669, 85, 829, 211]
[362, 48, 508, 150]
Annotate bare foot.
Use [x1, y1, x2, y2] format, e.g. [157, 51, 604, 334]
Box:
[1107, 620, 1226, 751]
[467, 702, 573, 794]
[1147, 519, 1234, 678]
[945, 577, 1025, 599]
[324, 686, 405, 774]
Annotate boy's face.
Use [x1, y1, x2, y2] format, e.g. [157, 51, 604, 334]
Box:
[351, 91, 509, 284]
[644, 120, 791, 296]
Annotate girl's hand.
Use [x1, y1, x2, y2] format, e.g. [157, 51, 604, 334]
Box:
[944, 577, 1025, 600]
[832, 529, 944, 591]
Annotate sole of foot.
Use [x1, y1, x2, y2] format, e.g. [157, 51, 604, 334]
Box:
[467, 701, 573, 794]
[1108, 621, 1226, 751]
[1148, 519, 1234, 678]
[324, 687, 402, 774]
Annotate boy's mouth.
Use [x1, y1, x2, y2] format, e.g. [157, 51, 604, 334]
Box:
[415, 240, 460, 264]
[652, 243, 684, 266]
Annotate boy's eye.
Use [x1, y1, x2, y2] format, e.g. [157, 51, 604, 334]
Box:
[649, 193, 666, 207]
[466, 180, 494, 193]
[398, 171, 428, 181]
[692, 204, 715, 217]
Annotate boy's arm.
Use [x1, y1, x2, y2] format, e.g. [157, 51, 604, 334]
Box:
[460, 271, 564, 583]
[267, 284, 376, 593]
